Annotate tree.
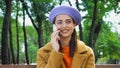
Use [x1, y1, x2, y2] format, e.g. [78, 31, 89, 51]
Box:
[1, 0, 12, 64]
[15, 0, 20, 64]
[22, 1, 29, 64]
[75, 0, 84, 41]
[95, 22, 120, 64]
[42, 20, 53, 44]
[9, 18, 16, 64]
[80, 0, 120, 62]
[21, 0, 54, 48]
[88, 0, 98, 49]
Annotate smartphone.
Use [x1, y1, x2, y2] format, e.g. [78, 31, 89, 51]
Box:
[53, 25, 61, 50]
[53, 25, 60, 36]
[53, 25, 57, 31]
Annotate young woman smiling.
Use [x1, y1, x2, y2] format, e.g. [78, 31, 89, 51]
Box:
[37, 5, 95, 68]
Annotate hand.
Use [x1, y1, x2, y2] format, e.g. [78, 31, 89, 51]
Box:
[51, 30, 60, 51]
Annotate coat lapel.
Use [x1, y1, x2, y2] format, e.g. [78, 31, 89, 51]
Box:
[71, 40, 88, 68]
[71, 53, 87, 68]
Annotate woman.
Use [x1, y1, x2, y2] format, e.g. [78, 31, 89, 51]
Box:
[37, 5, 95, 68]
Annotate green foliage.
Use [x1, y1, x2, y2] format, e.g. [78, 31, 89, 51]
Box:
[106, 33, 120, 59]
[95, 22, 120, 63]
[42, 20, 53, 44]
[25, 26, 38, 47]
[0, 17, 3, 30]
[10, 18, 24, 57]
[0, 0, 5, 14]
[0, 17, 3, 55]
[81, 0, 120, 63]
[33, 0, 53, 3]
[25, 26, 38, 62]
[11, 1, 23, 17]
[28, 43, 38, 63]
[30, 1, 55, 21]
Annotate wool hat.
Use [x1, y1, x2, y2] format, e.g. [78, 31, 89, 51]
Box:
[48, 5, 82, 25]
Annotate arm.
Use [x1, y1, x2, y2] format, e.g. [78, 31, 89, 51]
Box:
[37, 49, 63, 68]
[37, 29, 62, 68]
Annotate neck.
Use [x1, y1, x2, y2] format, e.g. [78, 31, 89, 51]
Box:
[60, 36, 71, 46]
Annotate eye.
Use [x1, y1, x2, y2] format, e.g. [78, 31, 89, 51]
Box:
[56, 21, 62, 24]
[66, 20, 72, 24]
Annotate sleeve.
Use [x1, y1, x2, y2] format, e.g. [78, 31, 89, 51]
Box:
[85, 47, 95, 68]
[37, 49, 64, 68]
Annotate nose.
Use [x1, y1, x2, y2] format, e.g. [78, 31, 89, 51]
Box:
[62, 22, 67, 28]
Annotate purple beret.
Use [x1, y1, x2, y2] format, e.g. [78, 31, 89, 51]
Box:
[48, 5, 82, 25]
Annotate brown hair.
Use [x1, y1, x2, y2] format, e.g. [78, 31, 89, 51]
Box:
[69, 29, 77, 57]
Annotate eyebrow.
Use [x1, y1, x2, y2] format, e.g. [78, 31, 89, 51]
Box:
[57, 20, 62, 21]
[66, 19, 72, 21]
[56, 19, 72, 21]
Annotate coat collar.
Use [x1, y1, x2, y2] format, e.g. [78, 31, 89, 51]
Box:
[75, 40, 87, 54]
[42, 40, 88, 68]
[71, 40, 88, 68]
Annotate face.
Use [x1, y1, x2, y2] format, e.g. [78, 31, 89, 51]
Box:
[54, 14, 76, 38]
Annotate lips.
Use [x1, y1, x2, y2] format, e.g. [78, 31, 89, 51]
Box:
[61, 29, 69, 33]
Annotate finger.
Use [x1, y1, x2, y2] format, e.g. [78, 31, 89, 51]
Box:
[56, 35, 60, 40]
[51, 30, 60, 38]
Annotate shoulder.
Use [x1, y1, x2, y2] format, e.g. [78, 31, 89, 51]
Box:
[37, 42, 52, 55]
[76, 40, 94, 56]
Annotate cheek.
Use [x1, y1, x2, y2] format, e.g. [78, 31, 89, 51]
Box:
[55, 25, 61, 30]
[70, 26, 75, 33]
[71, 28, 75, 32]
[70, 25, 75, 30]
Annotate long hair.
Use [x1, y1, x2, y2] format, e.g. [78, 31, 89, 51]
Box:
[69, 29, 77, 57]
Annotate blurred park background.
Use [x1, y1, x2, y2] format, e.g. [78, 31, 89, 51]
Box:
[0, 0, 120, 65]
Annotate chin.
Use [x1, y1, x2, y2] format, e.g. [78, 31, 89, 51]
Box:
[61, 34, 71, 38]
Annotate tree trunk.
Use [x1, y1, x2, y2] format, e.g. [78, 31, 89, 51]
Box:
[59, 0, 62, 5]
[88, 0, 98, 49]
[20, 0, 40, 48]
[16, 0, 20, 64]
[20, 0, 38, 31]
[79, 23, 83, 41]
[75, 0, 84, 41]
[37, 16, 44, 48]
[68, 0, 72, 6]
[22, 3, 29, 64]
[1, 0, 12, 64]
[32, 2, 44, 48]
[9, 21, 16, 64]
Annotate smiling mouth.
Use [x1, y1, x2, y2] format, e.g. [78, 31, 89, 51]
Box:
[61, 29, 69, 33]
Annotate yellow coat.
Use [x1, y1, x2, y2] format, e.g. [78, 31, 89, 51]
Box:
[37, 40, 95, 68]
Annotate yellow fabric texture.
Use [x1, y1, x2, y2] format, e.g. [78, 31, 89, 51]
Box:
[36, 40, 95, 68]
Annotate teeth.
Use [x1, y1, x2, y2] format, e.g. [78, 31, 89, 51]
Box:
[62, 30, 68, 33]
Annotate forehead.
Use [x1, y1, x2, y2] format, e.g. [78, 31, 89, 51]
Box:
[55, 14, 73, 20]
